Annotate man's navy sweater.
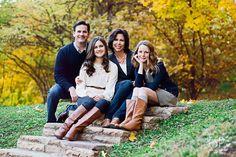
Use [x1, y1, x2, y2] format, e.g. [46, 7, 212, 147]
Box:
[54, 43, 86, 91]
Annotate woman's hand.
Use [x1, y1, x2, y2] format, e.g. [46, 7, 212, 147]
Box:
[93, 95, 104, 101]
[75, 76, 82, 85]
[134, 54, 150, 65]
[133, 54, 143, 65]
[134, 54, 144, 74]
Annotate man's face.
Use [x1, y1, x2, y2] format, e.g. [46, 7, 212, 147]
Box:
[73, 25, 89, 44]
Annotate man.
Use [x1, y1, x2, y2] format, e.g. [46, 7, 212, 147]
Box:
[47, 20, 90, 122]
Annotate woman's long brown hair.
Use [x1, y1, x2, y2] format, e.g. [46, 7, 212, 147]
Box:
[83, 36, 109, 76]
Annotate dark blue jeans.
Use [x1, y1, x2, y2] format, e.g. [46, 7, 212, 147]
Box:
[112, 92, 132, 121]
[46, 84, 71, 122]
[105, 80, 133, 121]
[77, 96, 110, 113]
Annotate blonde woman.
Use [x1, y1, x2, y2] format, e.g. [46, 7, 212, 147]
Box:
[119, 40, 179, 131]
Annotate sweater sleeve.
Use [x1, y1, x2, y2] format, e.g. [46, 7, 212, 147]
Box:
[134, 68, 145, 87]
[145, 62, 165, 91]
[75, 66, 87, 97]
[54, 48, 73, 90]
[102, 63, 118, 101]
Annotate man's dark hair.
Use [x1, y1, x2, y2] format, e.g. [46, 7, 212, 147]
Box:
[73, 20, 90, 33]
[108, 28, 130, 53]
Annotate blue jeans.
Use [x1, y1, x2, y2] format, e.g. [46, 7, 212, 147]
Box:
[46, 84, 71, 122]
[112, 92, 132, 121]
[105, 80, 133, 121]
[77, 96, 110, 113]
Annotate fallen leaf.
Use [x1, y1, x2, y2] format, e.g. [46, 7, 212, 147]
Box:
[34, 106, 43, 112]
[101, 151, 108, 157]
[187, 99, 197, 104]
[149, 140, 156, 148]
[180, 99, 186, 103]
[129, 131, 137, 142]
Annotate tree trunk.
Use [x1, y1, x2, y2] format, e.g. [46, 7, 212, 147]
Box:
[188, 65, 198, 100]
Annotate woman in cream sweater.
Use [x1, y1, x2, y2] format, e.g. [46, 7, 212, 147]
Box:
[55, 36, 118, 141]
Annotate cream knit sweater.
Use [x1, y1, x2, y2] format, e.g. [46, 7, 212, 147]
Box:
[76, 61, 118, 101]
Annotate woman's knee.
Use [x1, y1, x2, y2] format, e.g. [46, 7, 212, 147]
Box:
[140, 87, 150, 95]
[95, 99, 110, 113]
[116, 80, 133, 93]
[121, 80, 133, 89]
[132, 87, 140, 97]
[77, 96, 95, 110]
[133, 87, 140, 93]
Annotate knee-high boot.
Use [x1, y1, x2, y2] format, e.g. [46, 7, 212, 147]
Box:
[121, 98, 147, 131]
[119, 99, 136, 128]
[65, 107, 103, 141]
[54, 105, 87, 139]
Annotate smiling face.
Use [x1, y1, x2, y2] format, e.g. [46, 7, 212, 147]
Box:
[137, 44, 150, 63]
[94, 40, 106, 58]
[112, 33, 125, 53]
[73, 24, 89, 44]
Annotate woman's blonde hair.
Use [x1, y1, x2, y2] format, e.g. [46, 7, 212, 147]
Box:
[132, 40, 158, 72]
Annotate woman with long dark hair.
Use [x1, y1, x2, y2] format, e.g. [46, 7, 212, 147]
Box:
[55, 36, 118, 140]
[102, 28, 135, 128]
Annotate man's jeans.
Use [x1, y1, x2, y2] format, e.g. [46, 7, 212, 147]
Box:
[46, 84, 71, 122]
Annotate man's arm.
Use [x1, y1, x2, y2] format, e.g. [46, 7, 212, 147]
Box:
[54, 48, 78, 102]
[54, 48, 73, 90]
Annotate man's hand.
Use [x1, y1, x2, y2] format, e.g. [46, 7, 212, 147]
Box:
[68, 87, 78, 102]
[75, 76, 82, 85]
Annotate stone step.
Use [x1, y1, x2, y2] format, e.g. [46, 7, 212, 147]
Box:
[145, 106, 189, 117]
[92, 106, 188, 129]
[43, 123, 130, 144]
[17, 135, 113, 153]
[92, 116, 161, 130]
[0, 148, 62, 157]
[17, 135, 100, 157]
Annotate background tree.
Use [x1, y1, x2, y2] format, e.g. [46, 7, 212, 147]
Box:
[0, 0, 235, 106]
[139, 0, 236, 99]
[0, 0, 153, 105]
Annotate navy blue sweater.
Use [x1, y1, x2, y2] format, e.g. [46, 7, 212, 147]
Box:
[109, 50, 135, 82]
[135, 62, 179, 97]
[54, 43, 86, 91]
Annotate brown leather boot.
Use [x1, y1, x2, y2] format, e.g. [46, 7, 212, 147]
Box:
[54, 105, 87, 139]
[119, 99, 136, 128]
[65, 107, 103, 141]
[121, 98, 147, 131]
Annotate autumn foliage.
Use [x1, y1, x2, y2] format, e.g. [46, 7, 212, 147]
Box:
[0, 0, 235, 106]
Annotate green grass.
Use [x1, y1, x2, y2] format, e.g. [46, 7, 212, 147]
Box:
[0, 102, 68, 148]
[110, 99, 236, 157]
[0, 99, 235, 157]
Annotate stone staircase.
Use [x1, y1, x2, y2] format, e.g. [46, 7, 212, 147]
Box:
[0, 106, 188, 157]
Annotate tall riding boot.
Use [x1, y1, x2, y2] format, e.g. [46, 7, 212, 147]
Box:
[54, 105, 87, 139]
[65, 107, 103, 141]
[121, 98, 147, 131]
[119, 99, 136, 128]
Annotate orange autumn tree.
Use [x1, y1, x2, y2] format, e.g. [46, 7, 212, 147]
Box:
[139, 0, 236, 99]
